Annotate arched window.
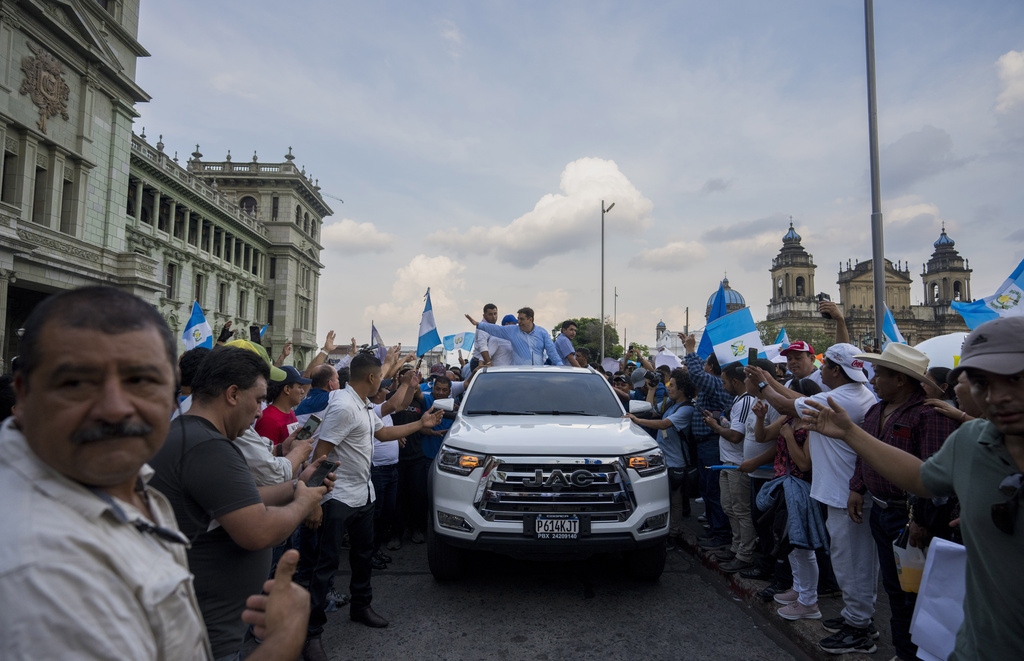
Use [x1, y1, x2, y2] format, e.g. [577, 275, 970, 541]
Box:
[953, 281, 963, 301]
[931, 282, 940, 302]
[239, 196, 258, 216]
[795, 276, 805, 297]
[776, 277, 783, 300]
[295, 205, 302, 225]
[303, 212, 309, 234]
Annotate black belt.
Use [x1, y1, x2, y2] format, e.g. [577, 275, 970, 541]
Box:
[871, 495, 908, 510]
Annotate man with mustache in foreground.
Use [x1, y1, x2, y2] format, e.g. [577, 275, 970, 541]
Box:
[0, 287, 310, 660]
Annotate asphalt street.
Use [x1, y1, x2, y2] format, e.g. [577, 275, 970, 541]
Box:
[317, 540, 812, 661]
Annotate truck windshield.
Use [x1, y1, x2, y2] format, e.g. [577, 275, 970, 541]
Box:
[462, 372, 624, 417]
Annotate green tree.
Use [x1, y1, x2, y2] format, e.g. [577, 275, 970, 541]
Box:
[757, 320, 835, 355]
[786, 325, 836, 355]
[562, 317, 622, 360]
[756, 320, 779, 347]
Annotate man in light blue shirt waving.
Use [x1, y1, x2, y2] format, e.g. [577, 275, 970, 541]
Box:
[465, 307, 563, 366]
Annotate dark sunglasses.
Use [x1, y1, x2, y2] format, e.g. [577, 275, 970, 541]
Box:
[991, 473, 1022, 535]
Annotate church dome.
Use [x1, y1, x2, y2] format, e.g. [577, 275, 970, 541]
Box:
[934, 226, 955, 249]
[706, 278, 747, 308]
[783, 221, 801, 243]
[656, 320, 666, 329]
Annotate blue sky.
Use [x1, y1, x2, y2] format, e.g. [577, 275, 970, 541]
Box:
[136, 1, 1024, 349]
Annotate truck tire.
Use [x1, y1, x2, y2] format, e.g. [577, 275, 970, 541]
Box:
[427, 520, 465, 580]
[625, 538, 667, 581]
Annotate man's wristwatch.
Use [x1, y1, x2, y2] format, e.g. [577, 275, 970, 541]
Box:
[757, 381, 769, 392]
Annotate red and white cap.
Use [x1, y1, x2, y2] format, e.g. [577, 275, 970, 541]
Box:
[824, 343, 869, 383]
[780, 341, 815, 357]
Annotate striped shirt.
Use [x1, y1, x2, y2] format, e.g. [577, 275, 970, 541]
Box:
[684, 352, 733, 440]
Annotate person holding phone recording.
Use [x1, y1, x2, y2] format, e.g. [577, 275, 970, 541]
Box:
[150, 346, 334, 661]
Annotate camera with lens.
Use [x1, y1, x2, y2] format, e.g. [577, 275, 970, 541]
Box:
[645, 370, 662, 386]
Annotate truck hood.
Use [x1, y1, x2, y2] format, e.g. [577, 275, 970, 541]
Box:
[441, 415, 659, 456]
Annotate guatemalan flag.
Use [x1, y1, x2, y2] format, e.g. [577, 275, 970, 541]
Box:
[952, 257, 1024, 329]
[442, 332, 475, 353]
[182, 301, 214, 350]
[774, 327, 790, 348]
[703, 307, 765, 368]
[697, 280, 729, 359]
[371, 322, 387, 363]
[881, 305, 906, 347]
[417, 288, 442, 356]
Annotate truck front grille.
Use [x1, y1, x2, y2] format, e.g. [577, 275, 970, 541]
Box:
[476, 457, 635, 523]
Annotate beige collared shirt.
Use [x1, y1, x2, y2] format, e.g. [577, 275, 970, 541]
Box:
[0, 418, 213, 660]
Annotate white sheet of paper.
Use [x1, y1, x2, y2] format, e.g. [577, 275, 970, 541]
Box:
[910, 537, 966, 660]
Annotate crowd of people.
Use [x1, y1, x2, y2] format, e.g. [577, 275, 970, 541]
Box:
[0, 290, 1020, 661]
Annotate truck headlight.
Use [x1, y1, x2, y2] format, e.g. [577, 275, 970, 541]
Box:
[438, 446, 488, 476]
[624, 449, 666, 477]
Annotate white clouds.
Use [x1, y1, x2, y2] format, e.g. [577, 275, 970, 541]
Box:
[995, 50, 1024, 114]
[629, 241, 709, 271]
[531, 289, 571, 328]
[363, 255, 466, 329]
[428, 158, 653, 267]
[320, 219, 397, 253]
[438, 19, 464, 45]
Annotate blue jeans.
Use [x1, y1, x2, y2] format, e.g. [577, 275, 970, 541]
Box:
[871, 504, 917, 659]
[696, 440, 730, 538]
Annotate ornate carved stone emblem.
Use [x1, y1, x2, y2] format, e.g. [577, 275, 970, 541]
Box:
[19, 42, 70, 133]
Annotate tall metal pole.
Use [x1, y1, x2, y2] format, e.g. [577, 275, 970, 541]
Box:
[865, 0, 885, 345]
[600, 201, 614, 360]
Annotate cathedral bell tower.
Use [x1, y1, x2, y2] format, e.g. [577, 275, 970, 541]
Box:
[921, 225, 971, 306]
[766, 220, 818, 321]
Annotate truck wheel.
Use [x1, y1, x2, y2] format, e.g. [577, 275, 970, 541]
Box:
[427, 520, 465, 580]
[625, 538, 667, 581]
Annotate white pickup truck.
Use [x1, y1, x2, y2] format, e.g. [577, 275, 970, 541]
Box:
[427, 366, 670, 580]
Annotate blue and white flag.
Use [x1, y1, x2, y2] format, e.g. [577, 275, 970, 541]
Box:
[703, 307, 765, 368]
[371, 322, 387, 363]
[442, 332, 475, 353]
[774, 327, 790, 348]
[182, 301, 214, 350]
[416, 288, 442, 356]
[697, 280, 729, 359]
[259, 324, 269, 340]
[952, 257, 1024, 329]
[881, 305, 906, 347]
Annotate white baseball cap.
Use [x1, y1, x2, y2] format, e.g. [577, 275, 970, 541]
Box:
[824, 343, 869, 383]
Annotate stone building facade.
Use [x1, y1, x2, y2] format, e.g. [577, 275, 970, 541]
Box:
[765, 222, 970, 346]
[0, 1, 330, 371]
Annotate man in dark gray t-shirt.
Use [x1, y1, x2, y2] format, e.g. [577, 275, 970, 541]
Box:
[151, 347, 327, 660]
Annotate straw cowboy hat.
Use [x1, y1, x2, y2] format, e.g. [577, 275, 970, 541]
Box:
[854, 344, 939, 391]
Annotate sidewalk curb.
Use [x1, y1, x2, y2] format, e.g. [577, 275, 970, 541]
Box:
[677, 519, 888, 661]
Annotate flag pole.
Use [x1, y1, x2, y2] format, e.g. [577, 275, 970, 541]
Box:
[865, 0, 886, 346]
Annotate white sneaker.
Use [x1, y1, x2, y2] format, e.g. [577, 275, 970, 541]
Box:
[773, 588, 799, 605]
[778, 600, 821, 620]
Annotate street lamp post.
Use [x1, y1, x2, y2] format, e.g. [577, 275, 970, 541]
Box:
[601, 200, 615, 361]
[865, 0, 885, 344]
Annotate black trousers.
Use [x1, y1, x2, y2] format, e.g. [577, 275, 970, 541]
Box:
[301, 498, 376, 638]
[396, 456, 429, 535]
[371, 464, 399, 547]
